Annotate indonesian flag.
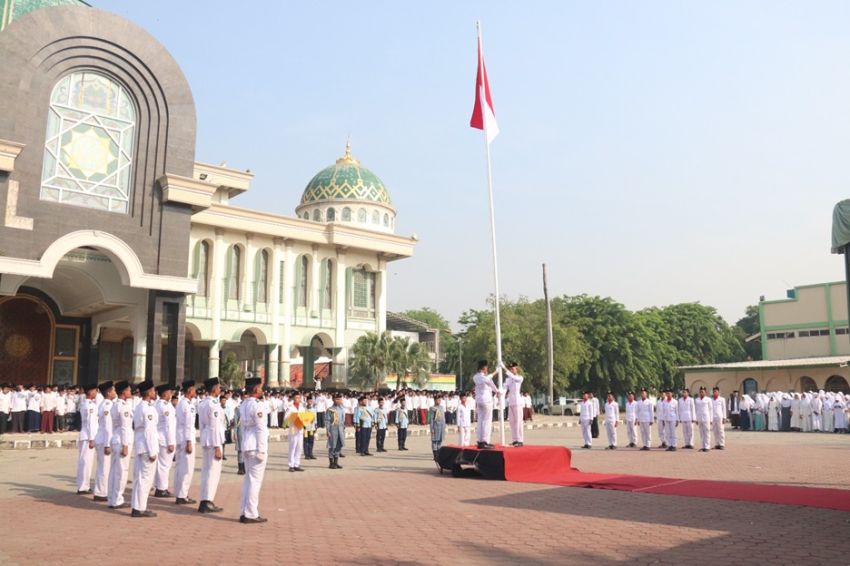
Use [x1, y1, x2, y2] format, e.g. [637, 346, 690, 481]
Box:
[470, 32, 499, 144]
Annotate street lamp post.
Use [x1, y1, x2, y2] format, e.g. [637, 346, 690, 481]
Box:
[458, 337, 464, 391]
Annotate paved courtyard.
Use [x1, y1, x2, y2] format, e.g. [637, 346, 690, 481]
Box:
[1, 426, 849, 565]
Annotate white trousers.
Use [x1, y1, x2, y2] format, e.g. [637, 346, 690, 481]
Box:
[508, 405, 524, 443]
[638, 422, 652, 448]
[76, 441, 95, 491]
[288, 432, 303, 467]
[458, 425, 470, 446]
[698, 421, 711, 450]
[604, 421, 617, 447]
[580, 419, 592, 446]
[240, 450, 267, 519]
[625, 420, 637, 445]
[94, 444, 112, 497]
[154, 444, 173, 491]
[131, 452, 155, 512]
[476, 402, 493, 444]
[812, 414, 822, 431]
[107, 444, 130, 506]
[174, 443, 195, 499]
[664, 420, 677, 447]
[200, 446, 223, 502]
[681, 420, 694, 447]
[658, 420, 667, 445]
[712, 419, 726, 447]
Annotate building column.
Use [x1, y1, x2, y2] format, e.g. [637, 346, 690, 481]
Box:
[281, 240, 295, 386]
[243, 232, 254, 309]
[130, 300, 147, 382]
[310, 243, 320, 318]
[335, 247, 348, 384]
[376, 254, 387, 333]
[208, 229, 225, 378]
[268, 237, 284, 387]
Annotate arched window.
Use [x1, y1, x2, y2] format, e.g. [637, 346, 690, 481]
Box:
[357, 208, 367, 222]
[825, 375, 850, 394]
[342, 207, 352, 221]
[321, 259, 333, 309]
[303, 212, 310, 220]
[327, 207, 336, 222]
[349, 267, 375, 317]
[313, 209, 322, 222]
[256, 249, 269, 303]
[195, 241, 210, 297]
[297, 255, 309, 307]
[798, 376, 817, 392]
[383, 213, 389, 227]
[742, 378, 758, 395]
[372, 210, 380, 224]
[41, 72, 137, 214]
[227, 245, 241, 301]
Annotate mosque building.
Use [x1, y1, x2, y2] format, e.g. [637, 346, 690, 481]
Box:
[0, 0, 417, 387]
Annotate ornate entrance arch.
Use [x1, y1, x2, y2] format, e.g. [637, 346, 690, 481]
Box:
[0, 296, 55, 384]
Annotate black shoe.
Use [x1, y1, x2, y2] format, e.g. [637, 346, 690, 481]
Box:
[514, 442, 523, 447]
[684, 445, 693, 449]
[699, 448, 709, 452]
[717, 445, 725, 450]
[363, 452, 373, 456]
[401, 447, 409, 451]
[198, 501, 222, 514]
[237, 462, 245, 475]
[239, 515, 268, 524]
[153, 489, 172, 498]
[293, 467, 304, 472]
[109, 502, 130, 509]
[329, 459, 336, 469]
[660, 443, 667, 449]
[640, 446, 650, 451]
[338, 453, 345, 458]
[581, 445, 591, 449]
[714, 445, 721, 449]
[666, 447, 677, 452]
[289, 467, 296, 472]
[176, 497, 196, 505]
[131, 509, 156, 518]
[76, 489, 92, 495]
[334, 457, 342, 469]
[93, 495, 108, 502]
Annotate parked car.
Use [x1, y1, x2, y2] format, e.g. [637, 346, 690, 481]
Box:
[544, 397, 582, 416]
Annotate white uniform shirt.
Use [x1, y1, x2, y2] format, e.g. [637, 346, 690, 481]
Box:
[11, 390, 28, 412]
[176, 397, 196, 445]
[604, 400, 619, 423]
[78, 397, 99, 441]
[711, 396, 727, 421]
[94, 398, 114, 447]
[457, 402, 471, 426]
[504, 370, 524, 407]
[0, 391, 10, 413]
[579, 399, 594, 421]
[27, 391, 41, 412]
[55, 394, 66, 416]
[155, 398, 176, 447]
[111, 398, 134, 448]
[239, 396, 269, 454]
[473, 371, 499, 405]
[678, 396, 695, 421]
[133, 399, 159, 456]
[636, 398, 654, 423]
[660, 398, 679, 422]
[199, 397, 226, 448]
[590, 397, 600, 418]
[624, 400, 637, 422]
[694, 396, 712, 423]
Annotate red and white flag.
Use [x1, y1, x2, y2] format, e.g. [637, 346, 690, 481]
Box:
[470, 31, 499, 144]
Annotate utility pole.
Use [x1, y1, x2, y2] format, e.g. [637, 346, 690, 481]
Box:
[458, 337, 464, 390]
[543, 263, 554, 408]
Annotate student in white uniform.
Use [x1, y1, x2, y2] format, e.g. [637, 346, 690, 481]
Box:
[457, 395, 472, 446]
[603, 392, 618, 449]
[694, 386, 712, 452]
[76, 382, 99, 494]
[579, 392, 594, 449]
[130, 380, 158, 518]
[93, 381, 115, 502]
[678, 388, 696, 449]
[284, 391, 305, 472]
[107, 381, 134, 509]
[153, 384, 176, 498]
[710, 387, 727, 449]
[239, 377, 269, 524]
[661, 389, 679, 451]
[636, 389, 654, 451]
[501, 361, 525, 447]
[174, 380, 197, 505]
[473, 361, 500, 449]
[198, 377, 225, 514]
[624, 392, 638, 448]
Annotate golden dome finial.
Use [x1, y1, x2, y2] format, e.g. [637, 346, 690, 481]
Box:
[337, 136, 359, 165]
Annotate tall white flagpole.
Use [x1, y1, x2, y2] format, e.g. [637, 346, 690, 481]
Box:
[476, 21, 506, 446]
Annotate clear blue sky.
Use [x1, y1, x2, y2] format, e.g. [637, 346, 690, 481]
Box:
[97, 0, 850, 326]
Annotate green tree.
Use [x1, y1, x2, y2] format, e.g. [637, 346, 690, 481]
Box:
[399, 307, 457, 374]
[734, 305, 762, 360]
[389, 337, 432, 390]
[219, 352, 243, 389]
[348, 331, 394, 391]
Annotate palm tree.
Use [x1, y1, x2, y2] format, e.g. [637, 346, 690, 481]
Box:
[392, 338, 432, 390]
[348, 331, 393, 391]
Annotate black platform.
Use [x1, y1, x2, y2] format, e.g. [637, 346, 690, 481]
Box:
[436, 445, 507, 479]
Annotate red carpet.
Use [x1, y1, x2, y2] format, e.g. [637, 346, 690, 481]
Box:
[470, 444, 850, 511]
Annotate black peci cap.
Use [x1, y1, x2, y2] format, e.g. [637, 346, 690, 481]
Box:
[204, 378, 220, 390]
[114, 381, 131, 394]
[137, 380, 155, 394]
[98, 381, 114, 395]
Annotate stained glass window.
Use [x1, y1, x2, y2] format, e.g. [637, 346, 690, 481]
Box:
[40, 72, 136, 214]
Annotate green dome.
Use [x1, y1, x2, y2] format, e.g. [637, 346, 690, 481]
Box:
[299, 144, 393, 207]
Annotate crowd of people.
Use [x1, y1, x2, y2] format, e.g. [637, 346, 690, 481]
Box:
[725, 390, 850, 432]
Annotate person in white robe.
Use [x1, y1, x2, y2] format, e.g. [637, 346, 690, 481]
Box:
[790, 393, 802, 431]
[800, 393, 813, 432]
[767, 395, 781, 431]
